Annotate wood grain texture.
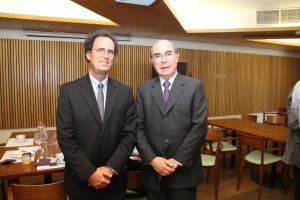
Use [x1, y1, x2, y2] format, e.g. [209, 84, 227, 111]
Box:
[1, 39, 299, 128]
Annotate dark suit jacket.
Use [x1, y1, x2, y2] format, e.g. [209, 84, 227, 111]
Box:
[56, 74, 136, 198]
[136, 73, 208, 191]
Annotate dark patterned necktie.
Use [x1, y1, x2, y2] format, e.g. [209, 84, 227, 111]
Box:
[98, 83, 104, 121]
[163, 80, 171, 105]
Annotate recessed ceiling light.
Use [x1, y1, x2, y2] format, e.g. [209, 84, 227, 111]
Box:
[248, 38, 300, 47]
[0, 0, 118, 26]
[115, 0, 156, 6]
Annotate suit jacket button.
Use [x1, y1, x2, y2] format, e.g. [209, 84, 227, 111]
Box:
[164, 139, 168, 143]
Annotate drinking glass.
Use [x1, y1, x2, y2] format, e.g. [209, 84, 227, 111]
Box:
[34, 132, 43, 158]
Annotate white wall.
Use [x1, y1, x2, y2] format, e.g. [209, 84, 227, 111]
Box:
[0, 29, 299, 58]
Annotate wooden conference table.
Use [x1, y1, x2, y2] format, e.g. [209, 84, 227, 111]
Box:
[208, 118, 288, 143]
[0, 130, 144, 199]
[0, 130, 64, 180]
[208, 118, 289, 188]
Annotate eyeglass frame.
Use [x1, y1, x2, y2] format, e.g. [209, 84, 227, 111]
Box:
[92, 48, 115, 56]
[151, 50, 177, 61]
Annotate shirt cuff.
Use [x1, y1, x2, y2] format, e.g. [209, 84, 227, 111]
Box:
[106, 166, 118, 175]
[171, 158, 182, 167]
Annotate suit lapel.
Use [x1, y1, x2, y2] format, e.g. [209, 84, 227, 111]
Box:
[102, 77, 118, 131]
[79, 75, 102, 127]
[151, 78, 165, 115]
[164, 74, 185, 115]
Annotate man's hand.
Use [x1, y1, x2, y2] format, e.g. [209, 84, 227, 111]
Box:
[168, 158, 179, 169]
[150, 157, 177, 176]
[87, 166, 113, 189]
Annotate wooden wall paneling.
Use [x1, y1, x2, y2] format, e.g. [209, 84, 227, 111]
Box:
[250, 54, 263, 112]
[0, 39, 9, 128]
[201, 51, 219, 116]
[240, 53, 252, 114]
[1, 38, 300, 129]
[17, 40, 43, 128]
[111, 44, 151, 98]
[273, 56, 286, 108]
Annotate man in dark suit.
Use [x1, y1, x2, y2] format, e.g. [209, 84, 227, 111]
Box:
[56, 30, 136, 200]
[136, 39, 208, 200]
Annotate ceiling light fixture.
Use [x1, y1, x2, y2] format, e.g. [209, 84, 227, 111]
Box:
[20, 31, 131, 41]
[247, 38, 300, 47]
[115, 0, 156, 6]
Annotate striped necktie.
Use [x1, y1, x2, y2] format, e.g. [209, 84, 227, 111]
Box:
[163, 80, 171, 105]
[98, 83, 104, 121]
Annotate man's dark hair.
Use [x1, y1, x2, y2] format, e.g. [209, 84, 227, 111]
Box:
[84, 30, 118, 56]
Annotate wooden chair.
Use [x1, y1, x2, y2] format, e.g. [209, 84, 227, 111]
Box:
[127, 170, 144, 190]
[278, 107, 287, 114]
[264, 115, 286, 148]
[126, 170, 145, 197]
[7, 180, 66, 200]
[201, 129, 223, 200]
[211, 129, 239, 168]
[236, 134, 286, 200]
[263, 107, 287, 123]
[209, 115, 257, 169]
[220, 114, 257, 157]
[241, 114, 258, 122]
[264, 115, 286, 126]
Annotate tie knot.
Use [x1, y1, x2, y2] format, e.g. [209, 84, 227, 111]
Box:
[98, 83, 103, 89]
[163, 80, 170, 88]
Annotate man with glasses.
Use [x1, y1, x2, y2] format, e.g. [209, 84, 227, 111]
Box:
[57, 30, 136, 200]
[136, 39, 208, 200]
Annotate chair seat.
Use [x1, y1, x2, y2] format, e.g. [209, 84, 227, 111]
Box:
[201, 154, 216, 167]
[245, 150, 283, 165]
[209, 141, 237, 152]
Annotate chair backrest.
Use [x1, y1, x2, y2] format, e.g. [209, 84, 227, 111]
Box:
[239, 134, 264, 150]
[8, 180, 66, 200]
[205, 129, 222, 142]
[203, 129, 223, 154]
[278, 107, 287, 113]
[265, 115, 286, 126]
[127, 170, 144, 190]
[241, 114, 257, 122]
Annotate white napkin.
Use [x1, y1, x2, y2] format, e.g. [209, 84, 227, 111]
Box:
[0, 150, 35, 163]
[37, 163, 65, 171]
[5, 138, 34, 147]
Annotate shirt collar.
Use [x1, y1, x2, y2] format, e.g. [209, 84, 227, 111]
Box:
[89, 72, 108, 91]
[159, 71, 177, 87]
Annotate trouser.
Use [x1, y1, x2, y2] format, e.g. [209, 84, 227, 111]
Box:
[146, 178, 196, 200]
[294, 165, 300, 200]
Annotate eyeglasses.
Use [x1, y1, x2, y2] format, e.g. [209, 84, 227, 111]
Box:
[92, 48, 114, 56]
[152, 50, 175, 61]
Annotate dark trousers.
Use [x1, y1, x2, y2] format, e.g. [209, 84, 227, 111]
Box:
[146, 178, 196, 200]
[66, 171, 127, 200]
[68, 188, 126, 200]
[294, 165, 300, 200]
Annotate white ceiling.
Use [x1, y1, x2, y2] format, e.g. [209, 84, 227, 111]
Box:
[164, 0, 300, 32]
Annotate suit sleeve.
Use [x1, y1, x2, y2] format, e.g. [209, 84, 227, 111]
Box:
[106, 89, 137, 173]
[136, 85, 158, 164]
[56, 85, 96, 181]
[172, 81, 208, 167]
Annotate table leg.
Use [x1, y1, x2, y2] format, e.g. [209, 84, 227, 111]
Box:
[230, 131, 236, 168]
